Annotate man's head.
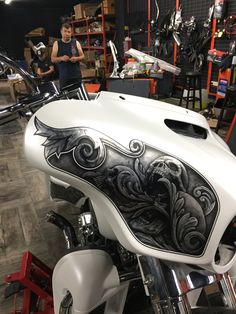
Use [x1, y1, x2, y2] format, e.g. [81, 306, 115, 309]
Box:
[61, 23, 72, 42]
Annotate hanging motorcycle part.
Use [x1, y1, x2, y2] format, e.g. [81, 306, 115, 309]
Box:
[177, 5, 214, 72]
[137, 255, 236, 314]
[151, 11, 173, 58]
[169, 5, 183, 47]
[214, 0, 227, 20]
[4, 251, 53, 314]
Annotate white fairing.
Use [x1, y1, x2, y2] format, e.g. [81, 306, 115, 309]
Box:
[24, 91, 236, 273]
[52, 249, 125, 314]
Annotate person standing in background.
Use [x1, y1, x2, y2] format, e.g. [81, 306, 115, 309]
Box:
[51, 23, 85, 89]
[37, 49, 54, 82]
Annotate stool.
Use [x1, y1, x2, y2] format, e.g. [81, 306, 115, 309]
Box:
[215, 85, 236, 133]
[179, 71, 203, 111]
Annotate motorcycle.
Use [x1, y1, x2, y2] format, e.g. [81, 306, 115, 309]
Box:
[23, 88, 236, 313]
[0, 53, 89, 125]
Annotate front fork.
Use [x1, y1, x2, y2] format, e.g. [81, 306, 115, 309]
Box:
[138, 256, 236, 314]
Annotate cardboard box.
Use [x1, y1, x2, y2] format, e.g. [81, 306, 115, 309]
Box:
[48, 37, 59, 46]
[104, 21, 115, 31]
[24, 48, 31, 65]
[81, 68, 96, 78]
[103, 0, 115, 6]
[103, 0, 115, 14]
[103, 6, 115, 15]
[84, 50, 96, 61]
[25, 27, 45, 37]
[100, 54, 112, 61]
[207, 118, 218, 129]
[74, 3, 98, 19]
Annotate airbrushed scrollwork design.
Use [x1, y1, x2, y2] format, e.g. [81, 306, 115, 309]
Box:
[34, 117, 145, 170]
[35, 117, 219, 256]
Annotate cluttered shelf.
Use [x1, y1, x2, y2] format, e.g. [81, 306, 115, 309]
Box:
[82, 46, 105, 50]
[73, 31, 115, 36]
[71, 14, 116, 24]
[70, 1, 116, 75]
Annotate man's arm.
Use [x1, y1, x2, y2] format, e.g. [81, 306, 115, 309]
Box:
[51, 41, 70, 63]
[70, 41, 85, 63]
[37, 65, 54, 78]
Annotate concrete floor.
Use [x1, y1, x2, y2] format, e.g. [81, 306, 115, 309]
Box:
[0, 87, 80, 313]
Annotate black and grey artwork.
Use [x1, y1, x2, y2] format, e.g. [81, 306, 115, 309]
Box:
[34, 117, 219, 256]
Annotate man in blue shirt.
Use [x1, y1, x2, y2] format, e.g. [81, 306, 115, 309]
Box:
[51, 23, 85, 89]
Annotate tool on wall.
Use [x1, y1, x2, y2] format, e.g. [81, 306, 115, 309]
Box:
[178, 5, 214, 71]
[152, 11, 173, 58]
[169, 5, 183, 47]
[214, 0, 227, 20]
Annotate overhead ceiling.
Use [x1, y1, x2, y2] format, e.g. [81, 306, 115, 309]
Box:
[1, 0, 101, 8]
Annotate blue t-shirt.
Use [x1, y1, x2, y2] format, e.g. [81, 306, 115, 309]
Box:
[57, 39, 81, 80]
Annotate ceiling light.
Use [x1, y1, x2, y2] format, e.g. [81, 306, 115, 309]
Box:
[5, 0, 12, 4]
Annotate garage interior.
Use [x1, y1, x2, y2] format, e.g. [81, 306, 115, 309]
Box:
[1, 0, 236, 313]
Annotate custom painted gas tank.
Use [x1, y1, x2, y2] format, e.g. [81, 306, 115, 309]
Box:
[24, 91, 236, 273]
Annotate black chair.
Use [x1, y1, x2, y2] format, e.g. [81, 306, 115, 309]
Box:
[179, 71, 203, 111]
[215, 85, 236, 133]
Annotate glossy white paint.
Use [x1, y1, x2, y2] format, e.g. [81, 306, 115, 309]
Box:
[24, 91, 236, 273]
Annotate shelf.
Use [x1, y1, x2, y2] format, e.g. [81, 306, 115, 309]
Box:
[74, 32, 103, 36]
[71, 14, 115, 24]
[71, 15, 101, 24]
[70, 9, 115, 74]
[82, 46, 105, 50]
[74, 31, 115, 36]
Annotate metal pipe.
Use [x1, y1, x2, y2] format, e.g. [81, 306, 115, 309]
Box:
[46, 210, 78, 250]
[220, 272, 236, 308]
[119, 271, 141, 282]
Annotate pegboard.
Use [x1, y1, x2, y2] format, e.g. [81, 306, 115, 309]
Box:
[125, 0, 236, 92]
[153, 0, 236, 91]
[125, 0, 149, 48]
[180, 0, 213, 22]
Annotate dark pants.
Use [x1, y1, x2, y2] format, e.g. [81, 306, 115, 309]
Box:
[59, 77, 82, 90]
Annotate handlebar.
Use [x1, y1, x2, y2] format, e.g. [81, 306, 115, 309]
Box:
[0, 53, 90, 125]
[0, 84, 87, 125]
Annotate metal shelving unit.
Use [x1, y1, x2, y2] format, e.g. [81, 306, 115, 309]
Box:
[71, 4, 116, 74]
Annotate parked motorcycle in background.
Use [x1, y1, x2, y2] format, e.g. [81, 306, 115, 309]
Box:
[23, 87, 236, 313]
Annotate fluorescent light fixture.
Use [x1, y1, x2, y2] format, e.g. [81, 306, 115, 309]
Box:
[5, 0, 12, 4]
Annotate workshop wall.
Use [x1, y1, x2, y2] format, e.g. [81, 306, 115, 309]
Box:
[126, 0, 236, 92]
[177, 0, 236, 90]
[157, 0, 236, 90]
[125, 0, 149, 49]
[0, 5, 70, 59]
[212, 1, 236, 91]
[175, 0, 213, 88]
